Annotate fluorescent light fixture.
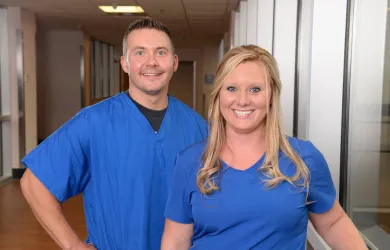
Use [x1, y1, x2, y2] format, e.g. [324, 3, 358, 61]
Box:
[99, 6, 144, 13]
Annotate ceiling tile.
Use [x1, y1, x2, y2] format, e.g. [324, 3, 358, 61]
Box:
[1, 0, 228, 48]
[88, 0, 138, 4]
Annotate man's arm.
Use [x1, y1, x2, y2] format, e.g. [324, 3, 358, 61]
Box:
[310, 201, 367, 250]
[161, 219, 193, 250]
[20, 169, 94, 250]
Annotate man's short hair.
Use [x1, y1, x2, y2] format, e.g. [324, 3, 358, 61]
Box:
[122, 17, 175, 57]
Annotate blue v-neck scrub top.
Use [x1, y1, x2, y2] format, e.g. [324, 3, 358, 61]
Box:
[165, 137, 336, 250]
[21, 92, 208, 250]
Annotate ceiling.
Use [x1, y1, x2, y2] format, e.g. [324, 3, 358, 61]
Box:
[0, 0, 239, 48]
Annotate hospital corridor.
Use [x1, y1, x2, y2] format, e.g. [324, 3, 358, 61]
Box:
[0, 0, 389, 249]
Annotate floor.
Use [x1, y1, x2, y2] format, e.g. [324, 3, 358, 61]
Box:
[1, 179, 384, 250]
[1, 180, 314, 250]
[0, 180, 87, 250]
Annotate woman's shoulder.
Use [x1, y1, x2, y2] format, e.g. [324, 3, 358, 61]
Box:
[175, 140, 207, 174]
[285, 136, 327, 169]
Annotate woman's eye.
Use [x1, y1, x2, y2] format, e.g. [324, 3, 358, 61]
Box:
[227, 86, 236, 92]
[250, 87, 261, 93]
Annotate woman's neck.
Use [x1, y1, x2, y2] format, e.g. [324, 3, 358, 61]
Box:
[222, 125, 267, 159]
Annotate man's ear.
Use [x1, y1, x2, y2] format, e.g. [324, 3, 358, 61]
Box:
[120, 55, 128, 73]
[173, 54, 179, 72]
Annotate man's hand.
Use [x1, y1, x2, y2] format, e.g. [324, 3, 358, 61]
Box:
[68, 242, 97, 250]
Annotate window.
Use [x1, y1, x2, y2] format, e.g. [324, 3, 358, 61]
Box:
[343, 1, 390, 248]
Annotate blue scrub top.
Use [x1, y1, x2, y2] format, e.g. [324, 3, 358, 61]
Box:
[165, 137, 336, 250]
[22, 92, 208, 250]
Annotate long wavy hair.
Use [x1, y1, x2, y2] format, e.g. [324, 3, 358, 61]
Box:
[197, 45, 310, 199]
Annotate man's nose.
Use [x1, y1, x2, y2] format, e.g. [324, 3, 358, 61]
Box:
[146, 53, 158, 67]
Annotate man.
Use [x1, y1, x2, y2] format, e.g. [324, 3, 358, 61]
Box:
[20, 17, 208, 250]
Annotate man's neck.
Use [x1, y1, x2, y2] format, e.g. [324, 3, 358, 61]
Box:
[128, 88, 168, 111]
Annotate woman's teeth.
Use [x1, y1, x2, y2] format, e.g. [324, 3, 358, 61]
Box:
[234, 110, 253, 116]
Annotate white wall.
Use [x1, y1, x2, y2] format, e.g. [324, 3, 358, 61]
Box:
[239, 1, 247, 46]
[256, 0, 274, 53]
[273, 0, 298, 136]
[302, 0, 348, 248]
[246, 0, 257, 45]
[308, 0, 347, 199]
[232, 0, 274, 53]
[37, 29, 83, 139]
[233, 11, 240, 47]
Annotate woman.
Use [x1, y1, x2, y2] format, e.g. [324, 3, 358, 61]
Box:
[161, 45, 367, 249]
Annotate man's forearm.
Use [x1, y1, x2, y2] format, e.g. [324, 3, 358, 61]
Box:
[21, 171, 84, 249]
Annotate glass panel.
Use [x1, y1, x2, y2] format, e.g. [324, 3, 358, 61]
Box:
[346, 0, 390, 248]
[91, 40, 116, 102]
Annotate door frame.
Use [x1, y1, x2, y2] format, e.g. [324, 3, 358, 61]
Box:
[177, 60, 197, 110]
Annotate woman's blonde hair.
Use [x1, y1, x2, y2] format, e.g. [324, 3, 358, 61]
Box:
[197, 45, 310, 198]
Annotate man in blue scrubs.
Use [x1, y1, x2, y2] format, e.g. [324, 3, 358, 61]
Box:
[20, 17, 208, 250]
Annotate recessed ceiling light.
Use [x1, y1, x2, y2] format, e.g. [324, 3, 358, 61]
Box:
[98, 6, 144, 13]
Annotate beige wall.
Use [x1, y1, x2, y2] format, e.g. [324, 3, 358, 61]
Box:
[37, 29, 83, 139]
[202, 45, 220, 118]
[169, 61, 194, 108]
[176, 48, 204, 116]
[21, 9, 37, 154]
[34, 39, 220, 140]
[176, 43, 219, 119]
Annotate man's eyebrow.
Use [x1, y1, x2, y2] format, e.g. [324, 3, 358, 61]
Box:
[156, 47, 169, 51]
[130, 46, 170, 52]
[130, 46, 146, 52]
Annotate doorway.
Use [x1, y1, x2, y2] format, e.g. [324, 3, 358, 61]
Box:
[168, 61, 196, 109]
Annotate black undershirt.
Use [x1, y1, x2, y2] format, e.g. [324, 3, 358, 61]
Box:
[126, 91, 167, 132]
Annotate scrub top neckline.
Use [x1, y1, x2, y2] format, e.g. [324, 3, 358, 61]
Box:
[121, 91, 172, 140]
[220, 152, 266, 174]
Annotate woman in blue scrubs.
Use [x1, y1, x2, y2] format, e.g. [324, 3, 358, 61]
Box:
[162, 45, 367, 250]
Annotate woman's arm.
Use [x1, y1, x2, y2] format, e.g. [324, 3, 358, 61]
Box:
[309, 200, 367, 250]
[161, 219, 193, 250]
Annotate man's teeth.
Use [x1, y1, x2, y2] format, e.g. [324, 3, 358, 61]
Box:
[234, 110, 252, 116]
[143, 73, 161, 76]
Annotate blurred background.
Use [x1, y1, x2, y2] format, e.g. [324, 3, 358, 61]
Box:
[0, 0, 389, 249]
